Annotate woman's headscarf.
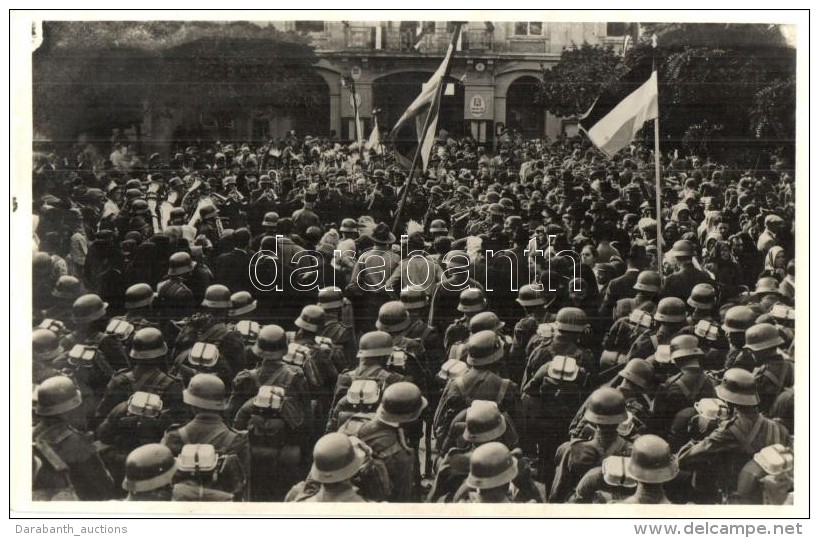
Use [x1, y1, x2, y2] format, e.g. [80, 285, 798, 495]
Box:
[764, 245, 787, 279]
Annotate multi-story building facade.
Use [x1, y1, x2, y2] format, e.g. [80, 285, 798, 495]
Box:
[270, 20, 636, 145]
[140, 20, 637, 148]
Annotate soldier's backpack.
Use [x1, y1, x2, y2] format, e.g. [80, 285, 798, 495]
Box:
[233, 320, 260, 345]
[284, 342, 325, 389]
[105, 318, 135, 344]
[334, 372, 392, 434]
[66, 333, 114, 379]
[32, 422, 78, 501]
[347, 431, 394, 502]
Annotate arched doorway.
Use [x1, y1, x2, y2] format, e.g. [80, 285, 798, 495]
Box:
[373, 71, 465, 144]
[505, 76, 544, 140]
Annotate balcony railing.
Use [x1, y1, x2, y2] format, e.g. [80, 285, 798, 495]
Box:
[344, 27, 494, 53]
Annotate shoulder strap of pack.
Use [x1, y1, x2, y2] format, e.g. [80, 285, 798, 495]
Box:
[178, 425, 191, 445]
[761, 368, 786, 393]
[133, 369, 164, 393]
[736, 414, 766, 455]
[495, 378, 511, 406]
[358, 428, 404, 460]
[201, 323, 229, 344]
[266, 366, 297, 391]
[675, 374, 707, 402]
[649, 334, 659, 350]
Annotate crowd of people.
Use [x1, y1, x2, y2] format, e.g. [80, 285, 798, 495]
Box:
[30, 130, 796, 504]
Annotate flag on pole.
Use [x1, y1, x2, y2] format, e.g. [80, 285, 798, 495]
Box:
[390, 23, 462, 171]
[354, 102, 364, 149]
[366, 116, 383, 155]
[579, 70, 658, 159]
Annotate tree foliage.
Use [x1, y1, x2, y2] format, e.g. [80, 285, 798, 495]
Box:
[33, 21, 323, 149]
[626, 23, 795, 162]
[537, 43, 626, 117]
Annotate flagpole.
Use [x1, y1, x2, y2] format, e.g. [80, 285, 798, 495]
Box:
[654, 113, 663, 278]
[391, 22, 463, 237]
[392, 94, 437, 237]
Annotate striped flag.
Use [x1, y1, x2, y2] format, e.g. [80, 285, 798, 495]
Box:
[391, 23, 462, 171]
[366, 116, 383, 154]
[579, 69, 658, 158]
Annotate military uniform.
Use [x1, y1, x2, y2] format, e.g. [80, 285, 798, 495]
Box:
[33, 418, 117, 501]
[320, 316, 357, 372]
[356, 419, 415, 502]
[678, 408, 792, 499]
[753, 358, 794, 415]
[173, 314, 247, 383]
[549, 435, 632, 503]
[650, 371, 716, 436]
[162, 412, 250, 474]
[95, 366, 185, 423]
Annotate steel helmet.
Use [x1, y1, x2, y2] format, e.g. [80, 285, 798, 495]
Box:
[628, 434, 679, 484]
[716, 368, 760, 406]
[687, 283, 717, 309]
[400, 286, 427, 310]
[555, 307, 588, 333]
[310, 433, 364, 484]
[122, 444, 177, 493]
[633, 271, 662, 294]
[654, 297, 687, 323]
[463, 400, 507, 444]
[183, 374, 227, 411]
[35, 376, 82, 416]
[745, 323, 785, 352]
[167, 252, 196, 276]
[124, 283, 155, 309]
[668, 239, 695, 258]
[516, 284, 545, 307]
[201, 284, 232, 309]
[722, 306, 757, 334]
[72, 294, 108, 324]
[129, 328, 168, 360]
[429, 219, 449, 234]
[51, 276, 83, 301]
[295, 305, 325, 333]
[340, 218, 359, 233]
[377, 382, 428, 424]
[33, 328, 63, 361]
[469, 312, 505, 334]
[465, 442, 518, 490]
[318, 287, 345, 311]
[229, 291, 257, 317]
[618, 359, 655, 390]
[252, 325, 288, 360]
[357, 331, 394, 360]
[457, 288, 487, 313]
[584, 387, 628, 425]
[376, 301, 410, 333]
[466, 330, 504, 367]
[669, 334, 704, 367]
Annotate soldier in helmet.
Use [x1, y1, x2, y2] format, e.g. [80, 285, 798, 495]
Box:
[32, 329, 65, 385]
[228, 290, 262, 356]
[171, 443, 246, 502]
[161, 374, 250, 497]
[443, 288, 488, 353]
[173, 284, 247, 380]
[401, 285, 445, 367]
[347, 222, 401, 333]
[95, 327, 184, 422]
[613, 435, 679, 504]
[251, 211, 279, 251]
[428, 250, 484, 337]
[285, 432, 370, 502]
[718, 305, 758, 371]
[155, 252, 197, 326]
[317, 286, 357, 372]
[650, 335, 717, 436]
[433, 330, 521, 447]
[327, 331, 406, 432]
[524, 307, 594, 387]
[45, 275, 84, 325]
[96, 391, 172, 492]
[686, 283, 718, 324]
[550, 387, 633, 503]
[678, 369, 791, 503]
[229, 325, 310, 427]
[509, 284, 549, 385]
[56, 294, 128, 426]
[33, 377, 117, 500]
[288, 305, 340, 434]
[121, 444, 177, 501]
[459, 442, 525, 503]
[746, 323, 793, 414]
[352, 382, 428, 502]
[663, 240, 715, 301]
[375, 301, 431, 390]
[195, 204, 221, 246]
[627, 297, 690, 362]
